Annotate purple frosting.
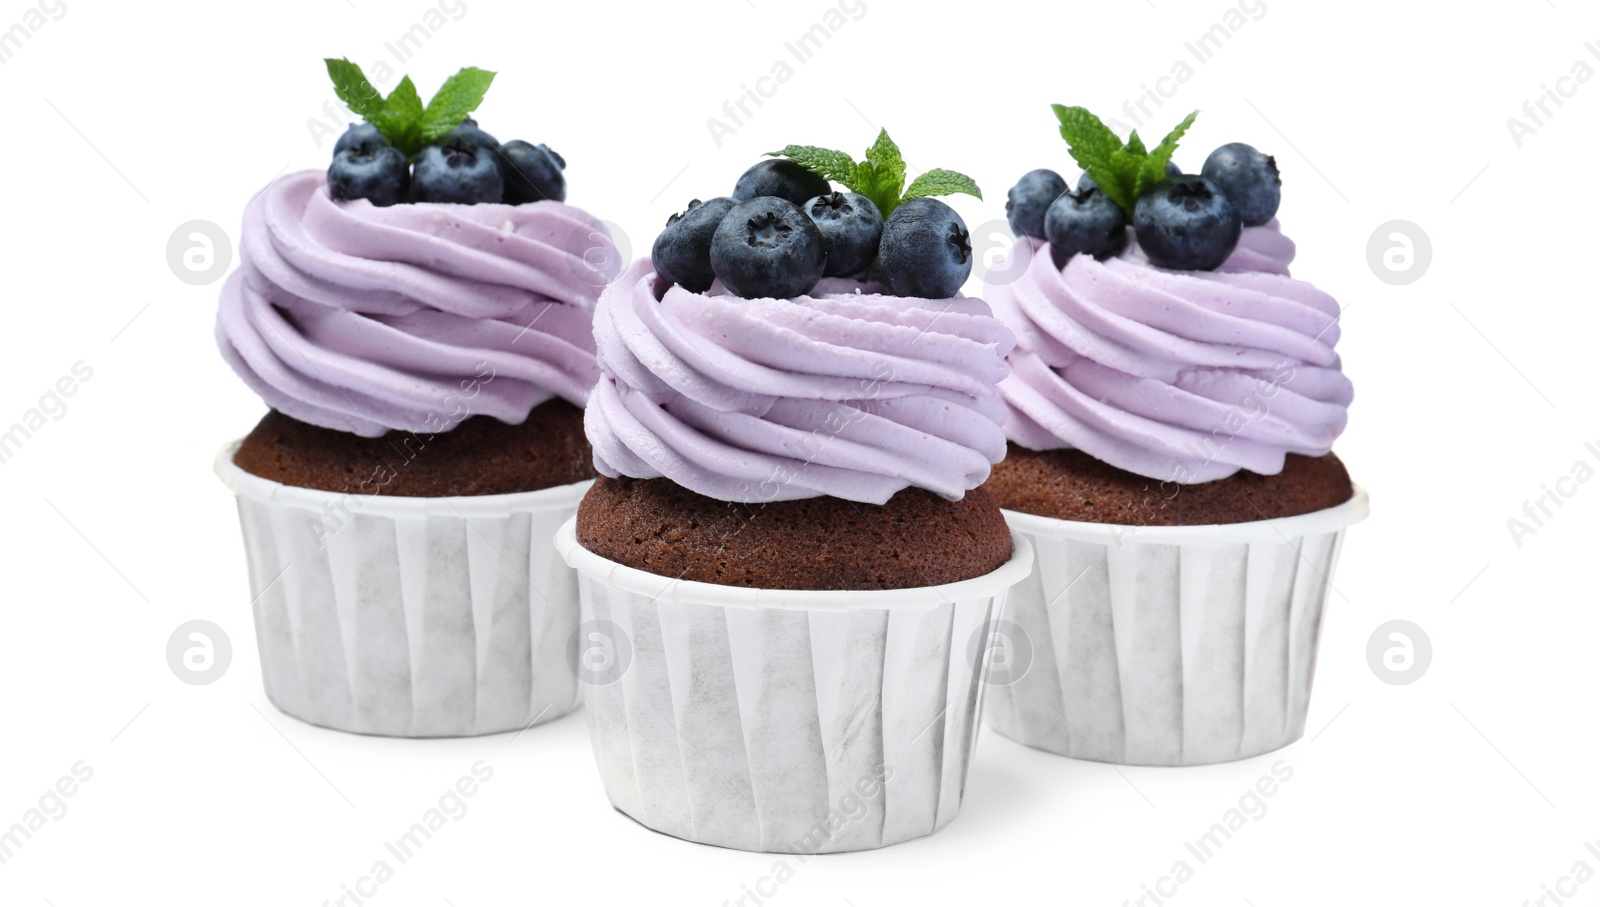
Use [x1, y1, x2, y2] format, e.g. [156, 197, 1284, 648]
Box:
[988, 221, 1351, 484]
[216, 170, 619, 436]
[585, 259, 1017, 504]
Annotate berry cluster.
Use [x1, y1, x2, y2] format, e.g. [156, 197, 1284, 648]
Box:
[652, 132, 981, 301]
[319, 59, 566, 208]
[1007, 107, 1281, 271]
[329, 120, 565, 207]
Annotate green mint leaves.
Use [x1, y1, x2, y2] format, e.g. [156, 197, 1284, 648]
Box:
[769, 129, 980, 218]
[904, 169, 983, 201]
[420, 68, 496, 138]
[1051, 105, 1197, 216]
[772, 146, 857, 184]
[324, 58, 496, 157]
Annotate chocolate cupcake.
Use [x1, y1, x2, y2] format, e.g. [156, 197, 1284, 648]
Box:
[555, 136, 1034, 852]
[213, 62, 620, 737]
[980, 108, 1368, 766]
[577, 260, 1020, 587]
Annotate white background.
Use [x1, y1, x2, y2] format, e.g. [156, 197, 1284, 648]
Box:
[1, 0, 1596, 904]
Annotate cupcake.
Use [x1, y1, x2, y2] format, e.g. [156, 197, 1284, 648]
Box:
[980, 107, 1368, 766]
[213, 61, 621, 737]
[554, 131, 1034, 853]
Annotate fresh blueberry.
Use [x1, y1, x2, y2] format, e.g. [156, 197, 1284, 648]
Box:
[412, 137, 504, 204]
[327, 143, 410, 207]
[878, 197, 973, 299]
[333, 122, 384, 157]
[1044, 187, 1129, 266]
[1006, 169, 1067, 240]
[732, 159, 831, 206]
[440, 120, 500, 150]
[709, 197, 827, 299]
[803, 191, 884, 277]
[1200, 142, 1280, 226]
[1133, 175, 1242, 270]
[652, 197, 738, 293]
[1078, 160, 1180, 193]
[499, 140, 567, 204]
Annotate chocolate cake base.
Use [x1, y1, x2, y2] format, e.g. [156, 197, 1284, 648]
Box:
[575, 476, 1014, 591]
[982, 443, 1352, 526]
[233, 399, 594, 497]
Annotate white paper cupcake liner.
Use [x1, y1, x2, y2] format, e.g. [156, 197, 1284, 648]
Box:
[555, 519, 1034, 853]
[985, 487, 1368, 767]
[215, 443, 588, 737]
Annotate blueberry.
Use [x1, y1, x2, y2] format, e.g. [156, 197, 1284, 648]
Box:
[333, 122, 384, 157]
[440, 120, 500, 150]
[1133, 175, 1242, 271]
[1005, 169, 1067, 240]
[803, 191, 884, 277]
[1200, 142, 1280, 226]
[1078, 160, 1180, 193]
[328, 143, 410, 207]
[732, 159, 831, 206]
[652, 197, 738, 293]
[499, 140, 567, 204]
[878, 197, 973, 299]
[710, 197, 826, 299]
[412, 137, 504, 204]
[1044, 187, 1129, 266]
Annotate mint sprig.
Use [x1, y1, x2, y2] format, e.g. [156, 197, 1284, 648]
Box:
[905, 169, 982, 201]
[768, 129, 981, 218]
[324, 58, 496, 157]
[1051, 105, 1197, 216]
[419, 68, 496, 141]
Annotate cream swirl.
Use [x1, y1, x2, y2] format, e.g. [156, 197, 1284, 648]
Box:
[216, 170, 619, 436]
[586, 259, 1017, 504]
[990, 222, 1350, 483]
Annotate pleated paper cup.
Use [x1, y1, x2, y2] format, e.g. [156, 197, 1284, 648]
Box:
[554, 518, 1034, 853]
[215, 442, 588, 738]
[985, 487, 1368, 767]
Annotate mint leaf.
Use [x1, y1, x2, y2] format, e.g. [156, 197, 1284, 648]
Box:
[325, 58, 385, 120]
[1139, 110, 1198, 197]
[1089, 164, 1137, 215]
[771, 128, 980, 219]
[1052, 104, 1133, 212]
[369, 77, 425, 154]
[385, 76, 424, 120]
[324, 60, 502, 159]
[863, 129, 906, 202]
[1053, 105, 1199, 216]
[767, 145, 857, 185]
[420, 67, 496, 142]
[851, 164, 892, 219]
[1052, 105, 1121, 168]
[851, 129, 906, 216]
[904, 168, 982, 202]
[1148, 111, 1198, 172]
[1108, 149, 1146, 183]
